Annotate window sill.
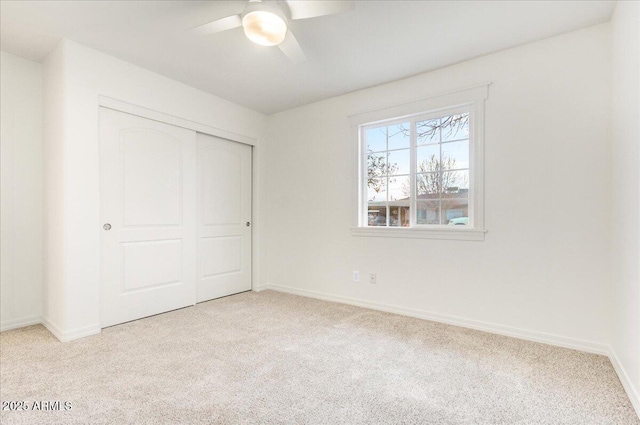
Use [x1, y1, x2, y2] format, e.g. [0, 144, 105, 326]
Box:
[350, 227, 486, 241]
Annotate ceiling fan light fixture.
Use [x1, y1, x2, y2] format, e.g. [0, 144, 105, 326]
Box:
[242, 10, 287, 46]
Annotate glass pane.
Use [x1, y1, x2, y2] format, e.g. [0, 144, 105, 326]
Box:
[416, 119, 440, 145]
[389, 206, 410, 227]
[416, 172, 440, 199]
[399, 206, 411, 227]
[441, 140, 469, 170]
[389, 206, 401, 227]
[417, 201, 440, 225]
[442, 170, 469, 198]
[388, 175, 410, 201]
[442, 199, 469, 225]
[388, 149, 410, 175]
[367, 151, 387, 182]
[367, 178, 387, 202]
[441, 113, 469, 142]
[417, 145, 440, 173]
[366, 127, 387, 152]
[387, 123, 410, 150]
[368, 204, 387, 226]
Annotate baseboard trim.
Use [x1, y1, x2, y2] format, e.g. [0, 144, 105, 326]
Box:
[263, 284, 610, 355]
[0, 315, 42, 332]
[609, 347, 640, 418]
[253, 285, 271, 293]
[61, 324, 101, 342]
[41, 316, 63, 340]
[41, 317, 101, 342]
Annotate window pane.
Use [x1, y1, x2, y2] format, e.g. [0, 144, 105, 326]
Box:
[416, 172, 440, 199]
[361, 108, 474, 230]
[367, 178, 387, 202]
[399, 206, 411, 227]
[416, 119, 440, 145]
[388, 149, 410, 175]
[441, 140, 469, 170]
[368, 204, 387, 226]
[417, 145, 440, 173]
[367, 151, 388, 183]
[389, 206, 399, 227]
[442, 199, 469, 225]
[387, 123, 410, 150]
[442, 170, 469, 198]
[388, 175, 410, 201]
[442, 113, 469, 142]
[366, 127, 387, 152]
[417, 201, 440, 225]
[389, 206, 411, 227]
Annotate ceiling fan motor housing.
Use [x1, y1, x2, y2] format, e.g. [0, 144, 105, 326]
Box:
[242, 1, 288, 22]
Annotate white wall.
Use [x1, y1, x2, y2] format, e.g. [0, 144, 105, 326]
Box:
[43, 40, 266, 340]
[42, 43, 67, 333]
[610, 0, 640, 413]
[264, 24, 612, 352]
[0, 52, 43, 331]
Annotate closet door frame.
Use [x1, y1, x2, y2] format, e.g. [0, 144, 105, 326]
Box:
[98, 96, 261, 326]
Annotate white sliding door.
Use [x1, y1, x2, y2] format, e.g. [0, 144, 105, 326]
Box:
[100, 108, 197, 327]
[197, 133, 252, 303]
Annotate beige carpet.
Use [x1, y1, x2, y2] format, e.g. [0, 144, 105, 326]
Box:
[0, 290, 638, 425]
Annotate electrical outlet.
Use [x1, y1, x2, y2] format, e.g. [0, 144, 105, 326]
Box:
[369, 273, 377, 284]
[353, 271, 360, 282]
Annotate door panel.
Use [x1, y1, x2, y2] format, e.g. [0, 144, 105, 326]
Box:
[122, 130, 183, 226]
[197, 133, 252, 303]
[100, 108, 196, 327]
[202, 148, 243, 225]
[201, 236, 242, 276]
[122, 240, 182, 292]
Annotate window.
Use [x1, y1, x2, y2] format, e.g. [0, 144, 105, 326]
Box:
[351, 84, 487, 240]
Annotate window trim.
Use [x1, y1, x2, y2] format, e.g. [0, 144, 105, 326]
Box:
[349, 83, 489, 241]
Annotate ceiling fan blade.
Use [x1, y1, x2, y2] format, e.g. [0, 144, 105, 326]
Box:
[286, 0, 354, 20]
[190, 15, 242, 35]
[278, 30, 306, 63]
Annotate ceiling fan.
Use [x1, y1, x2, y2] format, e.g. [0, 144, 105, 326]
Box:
[190, 0, 354, 63]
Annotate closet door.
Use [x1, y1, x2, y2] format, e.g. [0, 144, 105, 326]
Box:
[197, 133, 252, 302]
[100, 108, 196, 327]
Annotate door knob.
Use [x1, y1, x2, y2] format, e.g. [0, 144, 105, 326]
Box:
[246, 222, 251, 227]
[103, 223, 112, 231]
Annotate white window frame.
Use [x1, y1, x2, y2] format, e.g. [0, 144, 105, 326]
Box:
[350, 83, 489, 241]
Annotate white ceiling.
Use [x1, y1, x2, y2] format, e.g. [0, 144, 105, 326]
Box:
[0, 1, 616, 115]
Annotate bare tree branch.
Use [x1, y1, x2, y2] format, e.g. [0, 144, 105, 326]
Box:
[367, 113, 469, 196]
[367, 150, 398, 194]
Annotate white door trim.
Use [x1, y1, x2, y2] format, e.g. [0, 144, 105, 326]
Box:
[98, 96, 257, 146]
